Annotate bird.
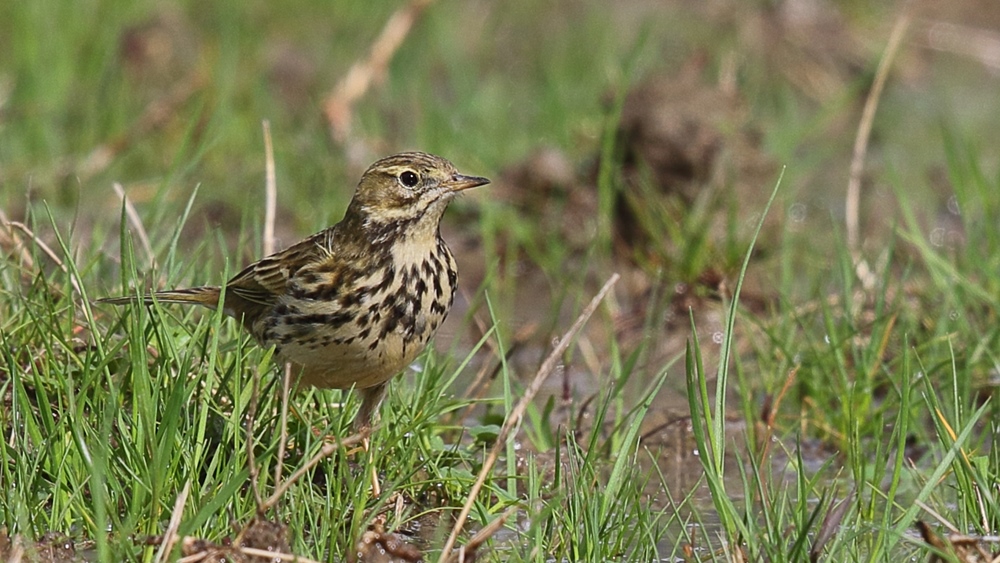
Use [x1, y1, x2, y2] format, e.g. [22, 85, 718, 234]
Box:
[99, 151, 489, 432]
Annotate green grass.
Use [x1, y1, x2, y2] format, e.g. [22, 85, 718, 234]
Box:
[3, 0, 1000, 561]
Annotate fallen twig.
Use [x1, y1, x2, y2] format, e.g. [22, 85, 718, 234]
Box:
[444, 505, 519, 563]
[262, 120, 277, 256]
[240, 546, 323, 563]
[274, 362, 293, 492]
[246, 368, 266, 511]
[76, 70, 205, 181]
[923, 20, 1000, 71]
[112, 182, 156, 270]
[6, 221, 82, 295]
[153, 481, 191, 563]
[322, 0, 434, 160]
[0, 206, 35, 271]
[438, 273, 620, 562]
[261, 428, 370, 512]
[845, 12, 910, 288]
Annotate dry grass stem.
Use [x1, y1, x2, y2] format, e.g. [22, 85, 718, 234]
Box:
[274, 362, 293, 489]
[451, 337, 525, 426]
[112, 182, 156, 270]
[153, 480, 191, 563]
[6, 221, 82, 295]
[444, 505, 519, 563]
[924, 20, 1000, 71]
[169, 538, 322, 563]
[753, 366, 799, 502]
[322, 0, 434, 153]
[246, 368, 265, 511]
[262, 120, 277, 256]
[810, 488, 856, 561]
[261, 429, 370, 511]
[0, 206, 35, 271]
[6, 540, 24, 563]
[240, 546, 323, 563]
[177, 551, 208, 563]
[438, 273, 620, 562]
[450, 288, 535, 424]
[915, 499, 961, 534]
[845, 11, 910, 287]
[76, 70, 205, 180]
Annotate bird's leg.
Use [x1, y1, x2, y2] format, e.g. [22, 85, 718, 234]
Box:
[354, 382, 388, 433]
[354, 382, 388, 498]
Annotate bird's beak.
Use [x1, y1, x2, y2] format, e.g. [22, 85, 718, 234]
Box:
[446, 174, 491, 192]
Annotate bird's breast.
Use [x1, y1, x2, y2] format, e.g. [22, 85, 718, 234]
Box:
[257, 237, 457, 390]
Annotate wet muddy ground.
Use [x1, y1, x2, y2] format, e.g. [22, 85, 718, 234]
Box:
[4, 0, 1000, 560]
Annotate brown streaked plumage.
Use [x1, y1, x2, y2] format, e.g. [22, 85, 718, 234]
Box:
[99, 152, 489, 429]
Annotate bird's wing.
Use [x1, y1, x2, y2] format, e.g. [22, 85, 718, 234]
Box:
[226, 229, 333, 307]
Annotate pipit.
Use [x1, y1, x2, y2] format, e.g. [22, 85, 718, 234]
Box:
[100, 152, 489, 431]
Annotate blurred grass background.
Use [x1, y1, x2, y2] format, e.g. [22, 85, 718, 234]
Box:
[2, 0, 1000, 560]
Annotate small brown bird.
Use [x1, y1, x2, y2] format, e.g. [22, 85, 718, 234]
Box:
[100, 152, 489, 430]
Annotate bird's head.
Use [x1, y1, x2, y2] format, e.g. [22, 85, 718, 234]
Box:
[349, 152, 489, 227]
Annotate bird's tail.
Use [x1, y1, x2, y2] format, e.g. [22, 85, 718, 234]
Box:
[96, 286, 222, 308]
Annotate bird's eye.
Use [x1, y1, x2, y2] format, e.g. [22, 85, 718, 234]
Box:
[399, 170, 419, 188]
